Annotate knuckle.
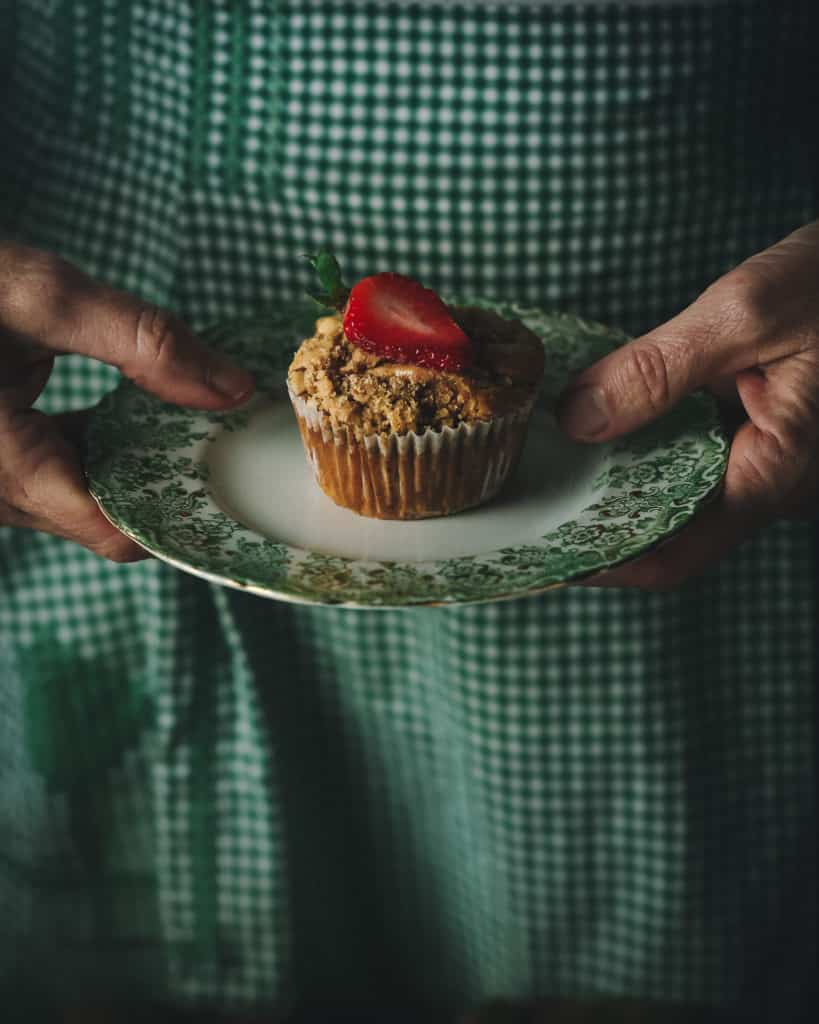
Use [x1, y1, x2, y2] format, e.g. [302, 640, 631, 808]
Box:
[23, 248, 72, 286]
[0, 494, 28, 528]
[1, 475, 28, 514]
[776, 414, 813, 462]
[0, 448, 24, 509]
[0, 414, 49, 512]
[738, 424, 808, 508]
[23, 451, 75, 519]
[733, 447, 774, 505]
[620, 342, 672, 415]
[134, 305, 178, 373]
[713, 265, 778, 340]
[1, 247, 78, 328]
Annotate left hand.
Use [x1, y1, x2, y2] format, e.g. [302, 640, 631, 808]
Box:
[556, 220, 819, 590]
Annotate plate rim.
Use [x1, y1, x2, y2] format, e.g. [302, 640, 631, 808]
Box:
[91, 482, 725, 609]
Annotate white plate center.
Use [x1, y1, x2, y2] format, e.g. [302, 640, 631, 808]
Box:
[207, 398, 608, 562]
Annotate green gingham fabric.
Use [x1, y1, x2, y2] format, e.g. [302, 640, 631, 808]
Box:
[1, 0, 817, 1018]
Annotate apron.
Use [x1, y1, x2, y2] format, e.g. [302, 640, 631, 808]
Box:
[1, 1, 817, 1018]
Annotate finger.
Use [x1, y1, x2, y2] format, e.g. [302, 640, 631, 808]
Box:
[0, 243, 254, 409]
[729, 360, 818, 515]
[557, 219, 819, 443]
[0, 408, 148, 562]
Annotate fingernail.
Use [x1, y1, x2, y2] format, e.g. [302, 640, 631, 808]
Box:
[207, 354, 255, 400]
[560, 386, 609, 439]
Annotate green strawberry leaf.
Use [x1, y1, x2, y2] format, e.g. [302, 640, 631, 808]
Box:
[304, 248, 349, 310]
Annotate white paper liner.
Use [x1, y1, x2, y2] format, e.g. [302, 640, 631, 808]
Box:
[287, 384, 538, 519]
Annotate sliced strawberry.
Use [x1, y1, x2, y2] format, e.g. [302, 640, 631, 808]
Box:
[343, 273, 472, 371]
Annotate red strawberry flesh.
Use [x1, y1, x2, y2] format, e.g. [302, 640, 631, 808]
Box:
[343, 273, 472, 371]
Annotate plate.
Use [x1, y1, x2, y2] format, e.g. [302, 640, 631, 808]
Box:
[85, 300, 729, 607]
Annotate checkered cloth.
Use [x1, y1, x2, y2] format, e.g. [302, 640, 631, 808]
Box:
[1, 1, 817, 1019]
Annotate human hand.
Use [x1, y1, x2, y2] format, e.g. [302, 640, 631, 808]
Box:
[0, 243, 254, 561]
[557, 220, 819, 590]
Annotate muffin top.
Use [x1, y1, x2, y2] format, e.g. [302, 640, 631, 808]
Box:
[287, 307, 545, 437]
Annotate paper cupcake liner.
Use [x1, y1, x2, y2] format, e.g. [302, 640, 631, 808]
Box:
[287, 386, 537, 520]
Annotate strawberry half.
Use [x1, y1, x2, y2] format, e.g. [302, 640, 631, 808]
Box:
[343, 273, 472, 371]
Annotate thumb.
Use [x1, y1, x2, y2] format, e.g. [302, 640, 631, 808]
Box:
[561, 327, 700, 444]
[556, 314, 724, 443]
[0, 244, 254, 409]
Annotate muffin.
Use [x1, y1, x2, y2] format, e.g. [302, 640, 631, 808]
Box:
[286, 262, 544, 519]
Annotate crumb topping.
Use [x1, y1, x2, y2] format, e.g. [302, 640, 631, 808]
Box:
[287, 307, 544, 436]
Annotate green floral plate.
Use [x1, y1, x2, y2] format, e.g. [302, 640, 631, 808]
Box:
[85, 300, 729, 608]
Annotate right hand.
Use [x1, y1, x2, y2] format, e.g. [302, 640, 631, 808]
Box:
[0, 242, 255, 561]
